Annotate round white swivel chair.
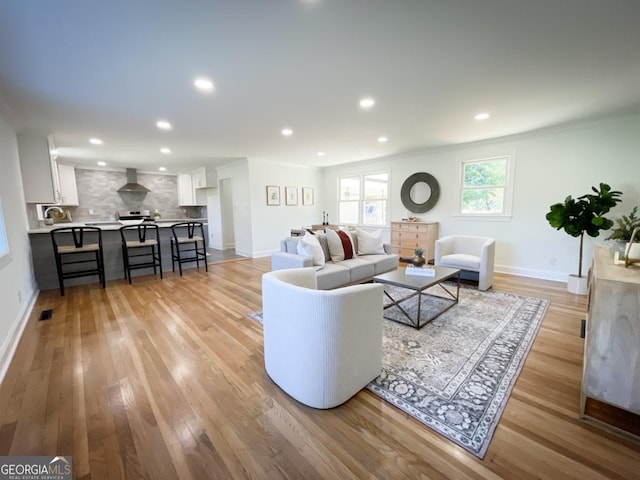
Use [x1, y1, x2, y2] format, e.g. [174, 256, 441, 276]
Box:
[262, 267, 384, 409]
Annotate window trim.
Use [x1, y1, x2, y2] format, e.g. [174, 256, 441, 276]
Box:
[454, 154, 515, 221]
[337, 170, 390, 226]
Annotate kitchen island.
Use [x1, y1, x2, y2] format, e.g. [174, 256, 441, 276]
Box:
[28, 220, 209, 291]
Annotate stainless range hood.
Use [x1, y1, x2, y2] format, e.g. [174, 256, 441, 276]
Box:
[117, 168, 150, 193]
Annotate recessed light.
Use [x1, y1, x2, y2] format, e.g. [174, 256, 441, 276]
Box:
[97, 161, 107, 166]
[359, 97, 375, 109]
[475, 112, 490, 121]
[377, 136, 388, 143]
[281, 128, 293, 136]
[156, 120, 172, 130]
[159, 166, 167, 172]
[160, 147, 171, 154]
[89, 138, 103, 145]
[194, 77, 214, 92]
[317, 151, 326, 157]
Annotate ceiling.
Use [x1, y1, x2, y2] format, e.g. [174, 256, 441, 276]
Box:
[1, 0, 639, 173]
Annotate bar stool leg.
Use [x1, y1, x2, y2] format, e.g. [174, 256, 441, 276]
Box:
[55, 252, 65, 296]
[96, 249, 106, 288]
[203, 240, 208, 272]
[157, 242, 163, 279]
[121, 244, 130, 284]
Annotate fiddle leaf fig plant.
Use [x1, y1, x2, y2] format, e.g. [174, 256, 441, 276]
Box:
[546, 183, 622, 278]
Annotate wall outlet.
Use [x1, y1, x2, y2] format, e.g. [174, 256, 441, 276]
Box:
[89, 209, 94, 215]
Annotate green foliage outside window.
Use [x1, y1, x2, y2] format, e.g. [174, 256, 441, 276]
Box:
[461, 158, 508, 214]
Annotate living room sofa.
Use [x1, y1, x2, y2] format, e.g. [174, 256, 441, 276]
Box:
[271, 232, 399, 290]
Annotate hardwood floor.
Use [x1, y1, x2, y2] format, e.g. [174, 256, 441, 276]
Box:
[1, 259, 639, 479]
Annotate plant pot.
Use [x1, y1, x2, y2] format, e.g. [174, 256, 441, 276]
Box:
[567, 274, 588, 295]
[625, 242, 640, 260]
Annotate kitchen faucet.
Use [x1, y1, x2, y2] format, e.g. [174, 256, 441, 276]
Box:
[44, 206, 67, 223]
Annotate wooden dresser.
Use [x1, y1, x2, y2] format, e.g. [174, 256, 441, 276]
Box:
[581, 246, 640, 436]
[390, 221, 439, 261]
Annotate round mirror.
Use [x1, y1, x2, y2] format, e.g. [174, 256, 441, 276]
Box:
[410, 181, 431, 205]
[400, 172, 440, 213]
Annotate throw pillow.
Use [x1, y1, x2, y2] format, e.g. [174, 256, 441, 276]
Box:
[356, 228, 385, 255]
[296, 232, 325, 267]
[325, 228, 356, 262]
[314, 232, 332, 263]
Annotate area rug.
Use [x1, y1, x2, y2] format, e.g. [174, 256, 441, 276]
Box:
[249, 284, 548, 458]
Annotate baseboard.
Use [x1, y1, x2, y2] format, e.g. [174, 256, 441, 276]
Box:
[0, 288, 39, 385]
[251, 248, 280, 259]
[495, 264, 567, 283]
[234, 247, 256, 258]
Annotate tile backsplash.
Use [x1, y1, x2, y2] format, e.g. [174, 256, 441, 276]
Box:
[59, 169, 204, 222]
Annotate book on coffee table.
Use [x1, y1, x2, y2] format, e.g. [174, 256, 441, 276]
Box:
[405, 265, 436, 277]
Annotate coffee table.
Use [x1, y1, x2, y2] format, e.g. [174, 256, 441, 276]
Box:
[373, 266, 460, 329]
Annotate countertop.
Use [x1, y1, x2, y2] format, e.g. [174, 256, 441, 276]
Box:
[28, 218, 207, 234]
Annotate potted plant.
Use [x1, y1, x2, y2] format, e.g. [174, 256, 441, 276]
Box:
[605, 206, 640, 259]
[546, 183, 622, 294]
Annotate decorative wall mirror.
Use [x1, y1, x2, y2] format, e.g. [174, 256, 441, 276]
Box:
[400, 172, 440, 213]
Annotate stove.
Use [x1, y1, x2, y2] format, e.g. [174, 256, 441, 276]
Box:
[118, 210, 152, 221]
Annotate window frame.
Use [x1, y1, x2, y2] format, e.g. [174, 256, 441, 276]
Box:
[0, 195, 11, 269]
[455, 154, 515, 221]
[337, 170, 390, 226]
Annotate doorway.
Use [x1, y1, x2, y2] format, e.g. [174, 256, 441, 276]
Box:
[219, 178, 235, 251]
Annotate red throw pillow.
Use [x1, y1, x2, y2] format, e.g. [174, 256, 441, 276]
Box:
[336, 230, 354, 260]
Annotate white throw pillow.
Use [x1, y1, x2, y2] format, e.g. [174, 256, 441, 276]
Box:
[325, 228, 356, 262]
[296, 232, 325, 267]
[356, 228, 385, 255]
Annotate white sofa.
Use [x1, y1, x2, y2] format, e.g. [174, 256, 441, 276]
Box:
[271, 233, 399, 290]
[434, 235, 496, 291]
[262, 267, 383, 409]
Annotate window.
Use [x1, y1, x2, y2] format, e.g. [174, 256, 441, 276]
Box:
[0, 196, 9, 268]
[458, 156, 513, 217]
[338, 172, 388, 225]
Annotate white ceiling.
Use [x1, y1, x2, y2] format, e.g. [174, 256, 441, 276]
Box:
[1, 0, 639, 173]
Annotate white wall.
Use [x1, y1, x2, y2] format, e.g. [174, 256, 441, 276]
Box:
[323, 114, 640, 281]
[248, 160, 324, 257]
[0, 111, 38, 383]
[213, 159, 254, 257]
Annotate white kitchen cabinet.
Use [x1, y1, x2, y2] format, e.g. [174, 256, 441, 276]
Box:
[17, 134, 78, 205]
[56, 163, 79, 206]
[192, 166, 217, 189]
[178, 174, 195, 206]
[177, 174, 206, 206]
[17, 134, 56, 203]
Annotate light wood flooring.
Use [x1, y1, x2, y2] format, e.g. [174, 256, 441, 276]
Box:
[1, 258, 639, 479]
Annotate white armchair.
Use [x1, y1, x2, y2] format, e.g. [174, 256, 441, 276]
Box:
[262, 267, 384, 409]
[434, 235, 496, 291]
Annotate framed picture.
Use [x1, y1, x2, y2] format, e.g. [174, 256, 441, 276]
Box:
[302, 187, 314, 206]
[285, 186, 298, 206]
[266, 185, 280, 206]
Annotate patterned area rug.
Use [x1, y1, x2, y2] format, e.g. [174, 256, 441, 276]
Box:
[249, 284, 548, 458]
